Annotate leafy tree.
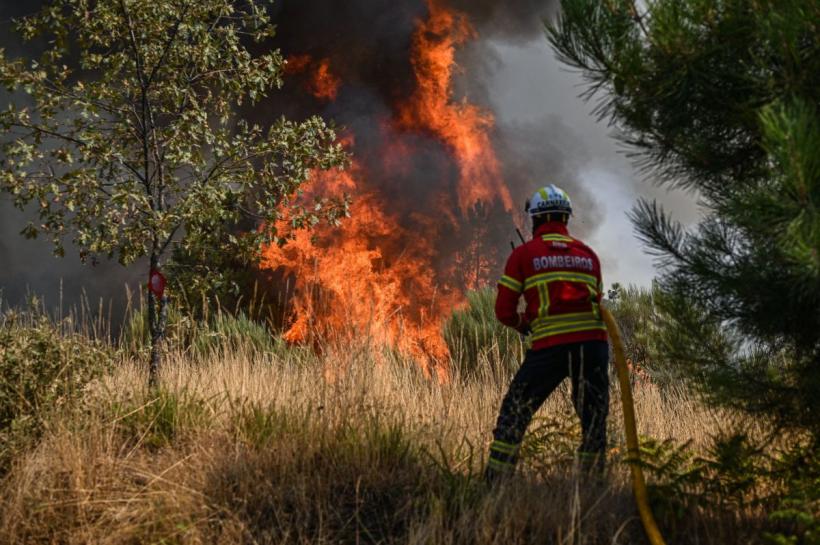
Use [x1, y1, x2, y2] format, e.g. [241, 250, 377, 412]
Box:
[548, 0, 819, 436]
[606, 283, 669, 382]
[606, 283, 654, 369]
[0, 0, 349, 385]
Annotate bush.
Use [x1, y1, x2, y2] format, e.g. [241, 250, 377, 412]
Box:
[0, 306, 113, 472]
[639, 432, 820, 544]
[121, 302, 278, 358]
[606, 283, 688, 388]
[443, 288, 525, 378]
[765, 445, 820, 545]
[191, 311, 278, 356]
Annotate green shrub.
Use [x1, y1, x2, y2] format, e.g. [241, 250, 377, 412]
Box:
[119, 299, 189, 355]
[606, 283, 688, 388]
[443, 288, 524, 378]
[121, 302, 277, 358]
[520, 412, 581, 477]
[191, 311, 277, 356]
[0, 307, 113, 472]
[765, 445, 820, 545]
[639, 433, 820, 542]
[639, 435, 761, 522]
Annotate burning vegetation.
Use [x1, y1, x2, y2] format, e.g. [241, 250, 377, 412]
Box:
[284, 54, 342, 102]
[259, 0, 521, 373]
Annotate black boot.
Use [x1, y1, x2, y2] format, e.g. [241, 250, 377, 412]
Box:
[484, 461, 513, 486]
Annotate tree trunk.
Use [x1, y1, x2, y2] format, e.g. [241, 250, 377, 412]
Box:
[147, 256, 168, 388]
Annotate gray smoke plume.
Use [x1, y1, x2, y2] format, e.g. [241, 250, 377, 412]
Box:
[447, 0, 560, 43]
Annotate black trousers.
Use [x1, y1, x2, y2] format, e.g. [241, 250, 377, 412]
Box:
[487, 340, 610, 476]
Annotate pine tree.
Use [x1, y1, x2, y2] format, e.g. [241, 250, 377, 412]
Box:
[548, 0, 819, 436]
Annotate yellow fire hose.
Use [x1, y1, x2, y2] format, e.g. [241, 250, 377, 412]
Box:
[601, 306, 667, 545]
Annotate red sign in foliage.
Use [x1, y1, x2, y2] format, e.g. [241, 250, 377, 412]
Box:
[148, 269, 166, 299]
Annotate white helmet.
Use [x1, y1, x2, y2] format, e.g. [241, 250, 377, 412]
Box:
[525, 184, 572, 217]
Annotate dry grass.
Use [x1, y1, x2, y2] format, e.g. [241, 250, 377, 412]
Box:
[0, 340, 769, 544]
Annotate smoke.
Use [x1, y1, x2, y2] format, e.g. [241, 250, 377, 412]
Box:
[445, 0, 560, 43]
[0, 0, 142, 315]
[481, 41, 701, 285]
[257, 0, 603, 269]
[0, 0, 681, 318]
[258, 1, 578, 207]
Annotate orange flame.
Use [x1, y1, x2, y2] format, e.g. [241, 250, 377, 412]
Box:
[284, 53, 312, 75]
[261, 166, 458, 374]
[311, 59, 341, 101]
[285, 54, 341, 102]
[262, 1, 513, 376]
[397, 0, 513, 215]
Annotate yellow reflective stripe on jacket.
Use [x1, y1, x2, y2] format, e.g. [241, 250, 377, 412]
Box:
[587, 285, 602, 319]
[537, 282, 550, 323]
[532, 309, 604, 326]
[498, 275, 523, 293]
[531, 311, 599, 329]
[523, 271, 598, 291]
[531, 319, 607, 340]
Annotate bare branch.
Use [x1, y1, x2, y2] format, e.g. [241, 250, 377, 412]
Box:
[145, 2, 190, 87]
[159, 223, 182, 255]
[9, 121, 87, 147]
[119, 0, 154, 205]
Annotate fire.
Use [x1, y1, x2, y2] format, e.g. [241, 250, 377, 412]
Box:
[285, 54, 341, 102]
[261, 1, 514, 375]
[311, 59, 341, 101]
[397, 0, 513, 214]
[261, 166, 458, 373]
[284, 53, 312, 75]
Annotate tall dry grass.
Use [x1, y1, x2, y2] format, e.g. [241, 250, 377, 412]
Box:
[0, 337, 770, 544]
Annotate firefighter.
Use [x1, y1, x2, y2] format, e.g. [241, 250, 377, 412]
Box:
[486, 184, 609, 483]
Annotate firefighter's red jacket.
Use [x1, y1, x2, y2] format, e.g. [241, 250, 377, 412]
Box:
[496, 221, 608, 350]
